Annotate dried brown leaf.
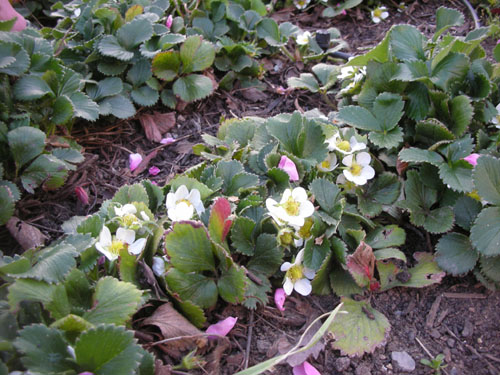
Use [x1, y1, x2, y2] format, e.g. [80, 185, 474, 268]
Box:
[142, 303, 207, 352]
[240, 87, 268, 103]
[138, 112, 176, 143]
[154, 360, 172, 375]
[7, 216, 47, 250]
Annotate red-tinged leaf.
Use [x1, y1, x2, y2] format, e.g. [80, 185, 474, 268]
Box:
[346, 241, 376, 289]
[209, 197, 233, 244]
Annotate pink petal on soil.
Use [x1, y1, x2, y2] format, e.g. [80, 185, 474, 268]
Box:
[292, 361, 321, 375]
[274, 288, 286, 311]
[206, 317, 237, 339]
[463, 153, 480, 166]
[160, 137, 175, 145]
[74, 186, 89, 205]
[278, 155, 299, 181]
[129, 153, 143, 171]
[149, 166, 161, 176]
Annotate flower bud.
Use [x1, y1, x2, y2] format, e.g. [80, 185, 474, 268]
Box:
[74, 186, 89, 205]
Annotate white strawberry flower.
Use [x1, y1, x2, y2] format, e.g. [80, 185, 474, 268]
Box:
[95, 226, 147, 261]
[114, 204, 149, 228]
[326, 133, 366, 155]
[281, 249, 315, 296]
[317, 153, 338, 172]
[266, 187, 315, 228]
[166, 185, 204, 222]
[294, 0, 310, 10]
[296, 31, 311, 45]
[342, 152, 375, 185]
[371, 6, 389, 23]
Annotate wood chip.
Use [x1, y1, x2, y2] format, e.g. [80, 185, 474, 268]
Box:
[425, 294, 442, 328]
[442, 292, 487, 299]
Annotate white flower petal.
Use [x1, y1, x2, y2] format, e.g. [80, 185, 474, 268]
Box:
[304, 267, 316, 279]
[129, 238, 146, 255]
[292, 187, 308, 202]
[117, 228, 136, 244]
[99, 226, 112, 246]
[299, 201, 315, 218]
[95, 244, 118, 261]
[280, 189, 292, 203]
[281, 262, 293, 272]
[381, 11, 389, 19]
[363, 165, 375, 180]
[294, 278, 312, 296]
[295, 249, 305, 264]
[283, 278, 294, 295]
[152, 256, 166, 276]
[174, 185, 189, 201]
[356, 152, 371, 165]
[342, 154, 354, 167]
[166, 192, 176, 209]
[141, 211, 150, 221]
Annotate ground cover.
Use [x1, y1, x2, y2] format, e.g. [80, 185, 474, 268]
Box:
[1, 0, 499, 374]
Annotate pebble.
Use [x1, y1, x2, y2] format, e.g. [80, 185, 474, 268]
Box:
[447, 338, 455, 348]
[450, 367, 459, 375]
[256, 339, 270, 353]
[430, 328, 441, 339]
[462, 320, 474, 337]
[355, 364, 371, 375]
[335, 357, 351, 372]
[391, 351, 416, 372]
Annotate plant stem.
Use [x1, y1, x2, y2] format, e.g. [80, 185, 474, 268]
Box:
[280, 46, 296, 62]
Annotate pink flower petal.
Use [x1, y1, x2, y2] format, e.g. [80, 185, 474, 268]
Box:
[278, 155, 299, 181]
[293, 361, 321, 375]
[151, 181, 158, 185]
[206, 317, 237, 339]
[274, 288, 286, 311]
[166, 14, 173, 28]
[160, 137, 175, 145]
[74, 186, 89, 205]
[129, 153, 142, 171]
[149, 166, 160, 176]
[463, 153, 480, 166]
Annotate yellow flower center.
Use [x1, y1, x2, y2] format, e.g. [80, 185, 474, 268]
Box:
[122, 213, 138, 227]
[298, 218, 313, 239]
[109, 240, 126, 255]
[373, 8, 383, 18]
[279, 231, 294, 246]
[287, 264, 304, 282]
[337, 140, 351, 152]
[350, 161, 362, 176]
[282, 196, 300, 216]
[467, 190, 481, 201]
[177, 199, 192, 207]
[321, 160, 330, 169]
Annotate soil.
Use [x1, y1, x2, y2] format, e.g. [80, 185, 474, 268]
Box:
[2, 0, 499, 374]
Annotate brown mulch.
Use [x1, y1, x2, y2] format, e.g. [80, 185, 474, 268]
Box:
[1, 0, 499, 374]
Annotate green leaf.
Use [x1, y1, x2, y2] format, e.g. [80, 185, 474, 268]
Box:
[470, 207, 500, 257]
[423, 206, 454, 234]
[118, 247, 137, 285]
[169, 176, 213, 200]
[127, 59, 152, 86]
[112, 184, 149, 206]
[398, 148, 444, 166]
[436, 233, 478, 275]
[247, 233, 282, 276]
[368, 126, 403, 149]
[158, 33, 186, 48]
[14, 325, 74, 374]
[7, 278, 56, 310]
[131, 85, 159, 106]
[97, 60, 129, 75]
[125, 5, 143, 22]
[287, 73, 319, 92]
[256, 18, 284, 47]
[374, 248, 407, 262]
[449, 95, 473, 137]
[390, 25, 425, 61]
[357, 173, 401, 217]
[372, 93, 405, 131]
[479, 255, 500, 283]
[438, 160, 473, 193]
[173, 74, 214, 102]
[152, 51, 180, 82]
[83, 277, 142, 325]
[180, 36, 215, 74]
[329, 298, 390, 356]
[215, 160, 259, 196]
[337, 105, 379, 132]
[310, 178, 343, 216]
[165, 268, 218, 308]
[100, 94, 136, 119]
[70, 92, 99, 121]
[0, 43, 29, 76]
[21, 154, 68, 193]
[0, 18, 16, 32]
[164, 221, 215, 272]
[46, 284, 71, 320]
[365, 225, 406, 249]
[454, 196, 481, 231]
[330, 263, 363, 297]
[13, 75, 53, 100]
[473, 156, 500, 205]
[431, 53, 469, 90]
[434, 7, 464, 41]
[304, 238, 330, 271]
[52, 95, 74, 125]
[312, 63, 338, 88]
[18, 243, 78, 283]
[347, 29, 390, 66]
[7, 126, 46, 170]
[88, 78, 123, 100]
[218, 265, 247, 304]
[230, 217, 256, 255]
[75, 325, 143, 375]
[117, 18, 154, 49]
[98, 35, 134, 61]
[0, 185, 15, 225]
[415, 118, 455, 144]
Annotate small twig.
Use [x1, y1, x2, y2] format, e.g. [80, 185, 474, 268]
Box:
[146, 333, 224, 347]
[244, 310, 254, 369]
[415, 337, 450, 375]
[425, 231, 433, 252]
[442, 292, 487, 299]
